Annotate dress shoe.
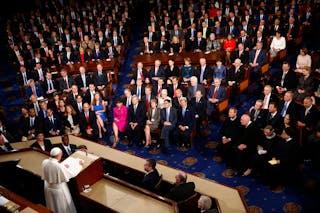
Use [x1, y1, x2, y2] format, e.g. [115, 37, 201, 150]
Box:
[128, 141, 133, 147]
[138, 142, 143, 148]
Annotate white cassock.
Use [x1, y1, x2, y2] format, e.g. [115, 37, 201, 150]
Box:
[41, 158, 82, 213]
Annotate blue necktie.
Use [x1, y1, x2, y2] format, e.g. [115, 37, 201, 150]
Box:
[281, 102, 287, 117]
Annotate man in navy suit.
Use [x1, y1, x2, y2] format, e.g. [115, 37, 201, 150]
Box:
[91, 42, 106, 61]
[149, 59, 165, 85]
[174, 97, 195, 148]
[297, 97, 319, 145]
[195, 58, 212, 85]
[142, 158, 160, 192]
[26, 79, 44, 100]
[56, 134, 78, 159]
[79, 103, 99, 141]
[193, 31, 206, 52]
[249, 41, 267, 82]
[160, 99, 177, 153]
[44, 108, 62, 137]
[190, 90, 207, 138]
[126, 95, 146, 147]
[131, 62, 149, 85]
[207, 78, 227, 117]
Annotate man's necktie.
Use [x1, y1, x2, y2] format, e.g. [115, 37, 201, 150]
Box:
[30, 118, 34, 127]
[139, 70, 145, 81]
[281, 102, 288, 117]
[213, 87, 219, 99]
[182, 107, 186, 117]
[166, 108, 170, 121]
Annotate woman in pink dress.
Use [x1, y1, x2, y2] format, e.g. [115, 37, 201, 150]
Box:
[112, 99, 128, 147]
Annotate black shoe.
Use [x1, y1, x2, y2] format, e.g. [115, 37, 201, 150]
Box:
[138, 142, 143, 148]
[161, 147, 168, 154]
[128, 141, 133, 147]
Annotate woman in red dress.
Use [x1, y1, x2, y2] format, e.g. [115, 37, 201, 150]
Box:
[223, 34, 236, 64]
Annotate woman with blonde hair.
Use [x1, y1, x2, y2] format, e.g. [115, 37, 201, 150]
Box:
[63, 105, 80, 135]
[144, 99, 160, 148]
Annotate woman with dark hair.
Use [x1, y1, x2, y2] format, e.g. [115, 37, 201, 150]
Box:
[165, 59, 180, 83]
[112, 98, 128, 147]
[144, 99, 160, 148]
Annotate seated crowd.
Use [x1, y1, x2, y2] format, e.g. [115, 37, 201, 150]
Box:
[0, 0, 320, 205]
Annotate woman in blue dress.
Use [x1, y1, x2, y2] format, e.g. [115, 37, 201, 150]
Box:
[213, 59, 226, 80]
[91, 92, 108, 139]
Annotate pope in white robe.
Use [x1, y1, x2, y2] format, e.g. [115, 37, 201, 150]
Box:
[41, 147, 83, 213]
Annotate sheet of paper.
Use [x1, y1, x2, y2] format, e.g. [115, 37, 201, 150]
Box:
[0, 195, 9, 206]
[268, 159, 278, 165]
[62, 157, 83, 176]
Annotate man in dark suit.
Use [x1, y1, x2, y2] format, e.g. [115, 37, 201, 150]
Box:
[43, 72, 58, 98]
[131, 62, 149, 85]
[232, 114, 263, 176]
[168, 76, 184, 98]
[79, 103, 99, 141]
[30, 132, 53, 152]
[250, 99, 268, 130]
[185, 23, 197, 51]
[249, 41, 267, 76]
[275, 62, 298, 94]
[277, 91, 298, 118]
[190, 90, 207, 138]
[237, 30, 252, 51]
[56, 134, 77, 159]
[21, 108, 43, 140]
[225, 20, 239, 38]
[152, 78, 167, 98]
[174, 97, 195, 148]
[217, 107, 243, 167]
[193, 31, 206, 52]
[44, 108, 63, 137]
[155, 35, 170, 53]
[227, 58, 246, 103]
[259, 85, 279, 110]
[92, 63, 110, 99]
[126, 95, 146, 147]
[149, 59, 165, 85]
[206, 78, 227, 117]
[195, 58, 212, 85]
[166, 171, 196, 202]
[142, 85, 155, 109]
[265, 102, 283, 134]
[105, 41, 119, 59]
[58, 69, 75, 94]
[297, 97, 320, 145]
[142, 158, 160, 192]
[160, 99, 177, 153]
[231, 43, 249, 65]
[91, 42, 106, 61]
[75, 66, 92, 94]
[140, 36, 154, 54]
[131, 78, 145, 100]
[187, 76, 206, 101]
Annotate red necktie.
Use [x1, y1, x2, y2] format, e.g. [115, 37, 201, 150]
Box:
[173, 85, 177, 98]
[146, 97, 150, 111]
[139, 70, 145, 81]
[213, 87, 219, 99]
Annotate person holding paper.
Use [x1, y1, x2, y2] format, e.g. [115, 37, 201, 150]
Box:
[265, 127, 300, 190]
[41, 147, 83, 213]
